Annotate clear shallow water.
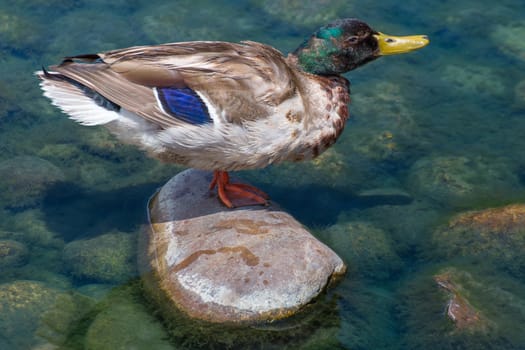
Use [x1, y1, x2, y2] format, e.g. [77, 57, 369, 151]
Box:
[1, 0, 525, 349]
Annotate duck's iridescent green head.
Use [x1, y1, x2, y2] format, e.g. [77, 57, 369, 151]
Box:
[293, 18, 429, 75]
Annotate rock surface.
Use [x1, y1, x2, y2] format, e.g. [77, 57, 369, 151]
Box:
[432, 204, 525, 278]
[63, 231, 136, 283]
[434, 269, 486, 330]
[492, 21, 525, 61]
[140, 169, 346, 324]
[408, 155, 518, 206]
[36, 292, 95, 348]
[0, 156, 65, 209]
[0, 239, 29, 269]
[0, 280, 62, 349]
[398, 266, 525, 349]
[322, 221, 403, 280]
[84, 286, 173, 350]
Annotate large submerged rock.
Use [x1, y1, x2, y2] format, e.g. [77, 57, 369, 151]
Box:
[140, 169, 346, 324]
[0, 156, 65, 209]
[398, 265, 525, 349]
[432, 203, 525, 278]
[63, 231, 136, 284]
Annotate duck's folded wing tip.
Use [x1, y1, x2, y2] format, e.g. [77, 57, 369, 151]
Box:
[38, 69, 121, 126]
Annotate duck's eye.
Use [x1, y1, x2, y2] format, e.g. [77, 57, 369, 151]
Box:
[346, 36, 359, 44]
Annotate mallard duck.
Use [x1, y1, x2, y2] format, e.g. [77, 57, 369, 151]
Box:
[37, 18, 428, 208]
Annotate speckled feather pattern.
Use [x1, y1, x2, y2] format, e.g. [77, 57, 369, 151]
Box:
[154, 72, 350, 170]
[37, 41, 350, 171]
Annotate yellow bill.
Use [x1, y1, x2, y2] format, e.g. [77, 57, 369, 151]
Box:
[374, 32, 429, 55]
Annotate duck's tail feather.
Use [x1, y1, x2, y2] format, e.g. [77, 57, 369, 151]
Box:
[36, 68, 121, 126]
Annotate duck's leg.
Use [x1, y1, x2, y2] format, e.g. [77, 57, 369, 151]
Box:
[209, 170, 269, 208]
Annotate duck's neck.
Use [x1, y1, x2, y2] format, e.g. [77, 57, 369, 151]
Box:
[290, 37, 343, 76]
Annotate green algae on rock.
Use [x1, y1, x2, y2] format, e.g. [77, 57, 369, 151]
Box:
[434, 268, 487, 331]
[0, 239, 28, 269]
[407, 155, 520, 206]
[84, 285, 173, 350]
[337, 191, 441, 250]
[441, 64, 506, 97]
[348, 81, 423, 164]
[0, 210, 68, 286]
[432, 204, 525, 278]
[335, 279, 399, 350]
[321, 221, 403, 280]
[63, 231, 136, 283]
[36, 292, 96, 349]
[0, 156, 65, 209]
[0, 280, 62, 350]
[32, 283, 171, 350]
[397, 266, 525, 350]
[0, 209, 63, 247]
[492, 21, 525, 61]
[34, 125, 180, 192]
[139, 277, 344, 349]
[246, 147, 365, 194]
[0, 11, 43, 53]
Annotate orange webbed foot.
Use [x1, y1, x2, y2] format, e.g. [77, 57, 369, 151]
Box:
[209, 171, 269, 208]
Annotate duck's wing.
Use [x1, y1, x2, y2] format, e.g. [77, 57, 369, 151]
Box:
[43, 41, 297, 128]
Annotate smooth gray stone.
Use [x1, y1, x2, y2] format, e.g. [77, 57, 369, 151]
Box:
[140, 169, 346, 324]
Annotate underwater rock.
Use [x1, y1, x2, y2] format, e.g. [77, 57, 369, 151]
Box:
[434, 269, 486, 330]
[63, 231, 136, 283]
[492, 21, 525, 61]
[321, 221, 403, 280]
[0, 280, 62, 349]
[407, 155, 519, 206]
[36, 143, 82, 164]
[0, 11, 43, 53]
[36, 292, 96, 348]
[309, 148, 353, 185]
[441, 64, 506, 97]
[246, 147, 365, 195]
[0, 156, 65, 209]
[338, 192, 441, 249]
[264, 148, 360, 186]
[1, 209, 63, 247]
[140, 169, 346, 324]
[432, 204, 525, 278]
[84, 285, 173, 350]
[0, 239, 28, 269]
[346, 81, 423, 164]
[336, 279, 400, 350]
[398, 266, 525, 349]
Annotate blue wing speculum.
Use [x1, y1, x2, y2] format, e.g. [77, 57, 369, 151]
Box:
[155, 87, 212, 125]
